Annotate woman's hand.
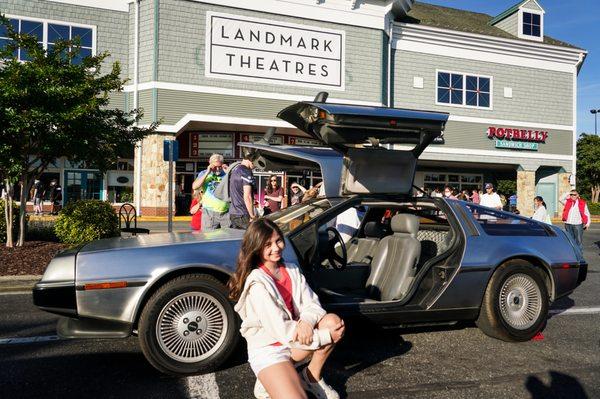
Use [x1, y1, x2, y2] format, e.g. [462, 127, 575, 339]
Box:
[293, 320, 314, 346]
[330, 319, 345, 343]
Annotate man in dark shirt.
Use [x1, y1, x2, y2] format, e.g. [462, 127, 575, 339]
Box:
[229, 154, 256, 229]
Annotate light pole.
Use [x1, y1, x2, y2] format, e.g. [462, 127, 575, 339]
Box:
[591, 109, 600, 135]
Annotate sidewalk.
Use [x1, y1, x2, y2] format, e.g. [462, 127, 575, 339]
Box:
[0, 275, 40, 293]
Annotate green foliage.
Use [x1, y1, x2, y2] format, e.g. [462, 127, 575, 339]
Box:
[0, 14, 158, 246]
[54, 200, 120, 245]
[588, 202, 600, 216]
[0, 200, 22, 242]
[576, 134, 600, 203]
[496, 179, 517, 196]
[27, 219, 59, 242]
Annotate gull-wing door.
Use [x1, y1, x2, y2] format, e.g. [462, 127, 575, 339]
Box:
[238, 142, 343, 198]
[277, 101, 449, 195]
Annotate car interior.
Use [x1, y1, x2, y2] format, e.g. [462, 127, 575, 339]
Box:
[289, 199, 461, 306]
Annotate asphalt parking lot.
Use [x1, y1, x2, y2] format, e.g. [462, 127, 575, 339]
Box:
[1, 228, 599, 399]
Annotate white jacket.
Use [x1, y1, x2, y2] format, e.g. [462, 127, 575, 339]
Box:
[234, 262, 332, 350]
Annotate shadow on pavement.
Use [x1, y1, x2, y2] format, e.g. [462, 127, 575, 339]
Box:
[526, 371, 588, 399]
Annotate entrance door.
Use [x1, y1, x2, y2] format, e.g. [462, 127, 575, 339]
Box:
[65, 171, 103, 204]
[536, 182, 556, 216]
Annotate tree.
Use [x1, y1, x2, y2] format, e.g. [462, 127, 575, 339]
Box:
[576, 134, 600, 203]
[0, 15, 158, 247]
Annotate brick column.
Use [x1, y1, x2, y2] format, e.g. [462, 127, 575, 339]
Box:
[517, 169, 536, 217]
[135, 133, 175, 216]
[557, 172, 572, 218]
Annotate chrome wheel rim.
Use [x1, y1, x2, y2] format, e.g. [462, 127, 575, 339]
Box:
[156, 292, 228, 363]
[499, 273, 542, 330]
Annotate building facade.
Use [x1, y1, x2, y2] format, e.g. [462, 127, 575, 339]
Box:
[2, 0, 586, 217]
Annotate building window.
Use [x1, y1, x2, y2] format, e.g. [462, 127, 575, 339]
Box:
[424, 173, 482, 194]
[0, 16, 94, 64]
[522, 12, 541, 37]
[437, 71, 492, 109]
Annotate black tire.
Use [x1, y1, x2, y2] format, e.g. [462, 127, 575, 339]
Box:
[138, 273, 239, 375]
[476, 260, 549, 342]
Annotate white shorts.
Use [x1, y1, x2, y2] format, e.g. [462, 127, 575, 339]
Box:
[247, 345, 292, 376]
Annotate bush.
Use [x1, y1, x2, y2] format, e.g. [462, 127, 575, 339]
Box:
[54, 200, 120, 245]
[496, 179, 517, 196]
[588, 202, 600, 216]
[0, 200, 23, 242]
[27, 219, 59, 242]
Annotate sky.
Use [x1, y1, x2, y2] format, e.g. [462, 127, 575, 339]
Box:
[421, 0, 600, 136]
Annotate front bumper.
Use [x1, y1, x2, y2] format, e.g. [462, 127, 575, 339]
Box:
[577, 262, 588, 285]
[32, 282, 77, 317]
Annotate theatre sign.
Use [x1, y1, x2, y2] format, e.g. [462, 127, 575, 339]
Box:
[205, 12, 345, 89]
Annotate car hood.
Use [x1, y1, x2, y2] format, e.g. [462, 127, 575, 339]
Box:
[79, 229, 246, 254]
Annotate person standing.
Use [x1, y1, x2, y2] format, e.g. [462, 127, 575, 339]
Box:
[263, 175, 284, 214]
[189, 189, 202, 231]
[192, 153, 230, 230]
[443, 186, 457, 200]
[289, 183, 306, 206]
[509, 193, 518, 213]
[32, 179, 44, 215]
[559, 190, 591, 251]
[532, 196, 550, 224]
[229, 153, 256, 229]
[471, 189, 480, 204]
[229, 219, 344, 399]
[48, 180, 62, 215]
[480, 183, 503, 210]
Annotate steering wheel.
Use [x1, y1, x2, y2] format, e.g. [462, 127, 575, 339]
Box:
[325, 227, 347, 270]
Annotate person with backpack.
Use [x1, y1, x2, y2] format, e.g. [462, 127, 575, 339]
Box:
[192, 153, 230, 230]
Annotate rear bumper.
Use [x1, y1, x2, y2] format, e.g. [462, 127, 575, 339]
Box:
[32, 282, 77, 317]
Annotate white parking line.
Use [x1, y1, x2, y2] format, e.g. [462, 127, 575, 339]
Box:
[550, 306, 600, 315]
[0, 335, 61, 345]
[185, 374, 220, 399]
[0, 291, 32, 296]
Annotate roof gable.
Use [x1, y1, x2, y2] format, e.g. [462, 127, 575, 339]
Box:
[489, 0, 545, 26]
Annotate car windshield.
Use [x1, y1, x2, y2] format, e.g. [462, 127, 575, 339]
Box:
[267, 199, 333, 234]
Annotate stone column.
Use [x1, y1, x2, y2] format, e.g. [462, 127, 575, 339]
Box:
[557, 172, 572, 218]
[517, 169, 536, 217]
[134, 133, 175, 216]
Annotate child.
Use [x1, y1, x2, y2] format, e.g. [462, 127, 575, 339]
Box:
[229, 219, 345, 399]
[190, 189, 202, 231]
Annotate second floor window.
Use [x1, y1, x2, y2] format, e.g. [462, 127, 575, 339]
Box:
[437, 71, 491, 109]
[523, 12, 541, 37]
[0, 17, 94, 64]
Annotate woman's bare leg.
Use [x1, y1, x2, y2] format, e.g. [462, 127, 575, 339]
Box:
[257, 361, 307, 399]
[305, 313, 344, 382]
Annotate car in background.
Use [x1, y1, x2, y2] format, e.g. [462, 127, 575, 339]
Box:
[33, 98, 587, 375]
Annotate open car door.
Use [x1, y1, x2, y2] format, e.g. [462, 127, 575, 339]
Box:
[278, 101, 449, 196]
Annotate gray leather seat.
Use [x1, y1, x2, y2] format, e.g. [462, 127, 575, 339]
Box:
[346, 221, 384, 265]
[366, 214, 421, 301]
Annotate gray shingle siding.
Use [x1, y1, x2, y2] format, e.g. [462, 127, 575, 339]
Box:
[154, 0, 384, 103]
[521, 0, 543, 12]
[2, 0, 129, 79]
[393, 49, 573, 126]
[494, 13, 518, 37]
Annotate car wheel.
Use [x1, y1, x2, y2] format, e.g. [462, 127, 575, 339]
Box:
[138, 273, 239, 375]
[476, 260, 549, 342]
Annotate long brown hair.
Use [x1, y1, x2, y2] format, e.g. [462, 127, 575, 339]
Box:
[266, 175, 280, 195]
[228, 218, 285, 300]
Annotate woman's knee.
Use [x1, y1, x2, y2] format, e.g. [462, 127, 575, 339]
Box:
[319, 313, 344, 332]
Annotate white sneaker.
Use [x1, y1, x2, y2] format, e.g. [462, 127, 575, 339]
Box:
[300, 368, 340, 399]
[253, 378, 270, 399]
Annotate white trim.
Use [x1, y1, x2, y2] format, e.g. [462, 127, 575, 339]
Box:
[393, 24, 586, 74]
[48, 0, 129, 12]
[448, 115, 573, 131]
[179, 0, 401, 31]
[435, 69, 493, 110]
[122, 81, 383, 106]
[518, 9, 544, 42]
[423, 146, 573, 161]
[144, 114, 296, 134]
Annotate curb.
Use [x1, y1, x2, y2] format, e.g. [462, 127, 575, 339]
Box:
[0, 275, 41, 293]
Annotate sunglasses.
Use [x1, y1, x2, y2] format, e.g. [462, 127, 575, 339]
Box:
[270, 179, 277, 182]
[570, 193, 578, 197]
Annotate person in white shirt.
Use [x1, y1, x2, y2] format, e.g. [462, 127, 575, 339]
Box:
[479, 183, 503, 210]
[531, 196, 550, 224]
[559, 190, 591, 251]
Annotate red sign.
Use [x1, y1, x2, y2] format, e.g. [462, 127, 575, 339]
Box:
[487, 126, 548, 142]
